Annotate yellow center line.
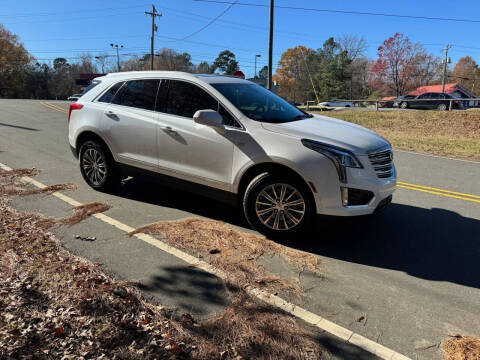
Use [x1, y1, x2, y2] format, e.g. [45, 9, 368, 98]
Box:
[397, 181, 480, 199]
[40, 102, 68, 114]
[44, 102, 68, 113]
[397, 185, 480, 204]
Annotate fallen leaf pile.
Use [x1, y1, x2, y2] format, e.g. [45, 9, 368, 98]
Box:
[0, 167, 325, 359]
[442, 334, 480, 360]
[129, 218, 322, 296]
[0, 198, 192, 359]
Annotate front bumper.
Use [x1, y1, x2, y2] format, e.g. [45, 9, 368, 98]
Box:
[307, 158, 397, 217]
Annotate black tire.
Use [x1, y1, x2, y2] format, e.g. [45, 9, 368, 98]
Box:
[79, 140, 120, 191]
[437, 103, 447, 111]
[242, 172, 315, 238]
[400, 102, 408, 109]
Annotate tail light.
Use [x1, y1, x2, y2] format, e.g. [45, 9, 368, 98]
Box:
[68, 103, 83, 124]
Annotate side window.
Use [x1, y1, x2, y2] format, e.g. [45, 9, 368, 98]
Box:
[160, 80, 218, 118]
[112, 79, 160, 111]
[97, 82, 124, 103]
[419, 93, 430, 99]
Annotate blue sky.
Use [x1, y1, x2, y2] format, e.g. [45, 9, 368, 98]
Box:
[2, 0, 480, 77]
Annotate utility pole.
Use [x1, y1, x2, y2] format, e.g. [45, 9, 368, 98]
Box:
[304, 56, 320, 105]
[145, 4, 162, 71]
[441, 45, 451, 93]
[254, 54, 261, 79]
[267, 0, 274, 90]
[110, 44, 123, 72]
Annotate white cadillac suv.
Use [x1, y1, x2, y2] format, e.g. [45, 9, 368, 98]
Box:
[68, 71, 396, 237]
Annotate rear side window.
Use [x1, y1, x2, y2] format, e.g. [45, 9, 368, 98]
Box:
[80, 79, 101, 95]
[159, 80, 218, 118]
[98, 82, 124, 103]
[112, 79, 160, 111]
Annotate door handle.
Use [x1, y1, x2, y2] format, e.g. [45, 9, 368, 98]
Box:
[105, 110, 116, 116]
[162, 126, 175, 132]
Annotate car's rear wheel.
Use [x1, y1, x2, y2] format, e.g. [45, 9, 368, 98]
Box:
[437, 103, 447, 111]
[400, 102, 408, 109]
[243, 172, 314, 238]
[79, 140, 119, 191]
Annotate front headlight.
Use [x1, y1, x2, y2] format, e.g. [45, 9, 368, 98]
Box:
[301, 139, 362, 183]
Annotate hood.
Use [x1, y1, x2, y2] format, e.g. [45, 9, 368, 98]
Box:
[261, 114, 390, 155]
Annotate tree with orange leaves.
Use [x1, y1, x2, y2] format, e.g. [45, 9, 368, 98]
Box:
[274, 46, 314, 103]
[452, 56, 479, 92]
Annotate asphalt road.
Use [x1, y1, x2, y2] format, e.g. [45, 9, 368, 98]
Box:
[1, 99, 479, 359]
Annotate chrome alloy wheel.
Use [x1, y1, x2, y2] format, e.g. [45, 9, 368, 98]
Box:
[82, 148, 107, 186]
[255, 183, 305, 231]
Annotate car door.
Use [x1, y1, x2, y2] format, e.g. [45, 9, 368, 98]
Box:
[429, 93, 443, 109]
[155, 79, 236, 189]
[101, 79, 160, 171]
[415, 93, 431, 109]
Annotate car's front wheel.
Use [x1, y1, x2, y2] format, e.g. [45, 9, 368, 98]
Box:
[243, 172, 314, 238]
[400, 101, 408, 109]
[437, 103, 447, 111]
[79, 140, 119, 191]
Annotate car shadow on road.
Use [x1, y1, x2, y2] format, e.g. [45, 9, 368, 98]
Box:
[113, 176, 480, 289]
[298, 203, 480, 289]
[113, 175, 249, 227]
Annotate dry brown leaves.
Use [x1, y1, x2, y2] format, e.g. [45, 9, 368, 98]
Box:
[62, 203, 111, 226]
[442, 335, 480, 360]
[0, 170, 325, 359]
[0, 168, 77, 197]
[129, 218, 322, 295]
[0, 199, 192, 359]
[0, 168, 39, 178]
[185, 291, 322, 360]
[1, 183, 77, 196]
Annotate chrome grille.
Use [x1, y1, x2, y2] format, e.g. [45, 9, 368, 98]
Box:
[368, 149, 393, 178]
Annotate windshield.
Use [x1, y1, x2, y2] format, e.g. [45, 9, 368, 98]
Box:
[211, 83, 311, 123]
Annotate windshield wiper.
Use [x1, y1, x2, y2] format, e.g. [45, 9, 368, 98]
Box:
[290, 114, 309, 121]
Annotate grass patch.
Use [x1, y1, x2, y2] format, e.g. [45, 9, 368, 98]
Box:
[442, 335, 480, 360]
[314, 110, 480, 160]
[129, 218, 322, 295]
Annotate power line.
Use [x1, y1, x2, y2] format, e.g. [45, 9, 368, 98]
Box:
[192, 0, 480, 23]
[180, 0, 238, 40]
[2, 11, 144, 25]
[157, 4, 335, 40]
[0, 4, 149, 18]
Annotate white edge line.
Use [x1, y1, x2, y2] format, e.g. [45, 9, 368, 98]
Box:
[0, 161, 411, 360]
[394, 149, 480, 164]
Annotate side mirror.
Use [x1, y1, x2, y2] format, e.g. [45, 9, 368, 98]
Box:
[193, 109, 224, 129]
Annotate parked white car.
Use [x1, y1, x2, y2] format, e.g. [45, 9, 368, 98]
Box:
[68, 71, 396, 237]
[319, 100, 355, 108]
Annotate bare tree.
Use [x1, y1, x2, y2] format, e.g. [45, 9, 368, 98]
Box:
[154, 48, 194, 72]
[337, 34, 367, 61]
